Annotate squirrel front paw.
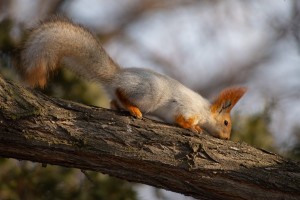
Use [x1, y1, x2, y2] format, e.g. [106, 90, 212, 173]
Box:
[175, 115, 202, 134]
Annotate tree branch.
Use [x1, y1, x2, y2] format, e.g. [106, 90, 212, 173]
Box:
[0, 76, 299, 200]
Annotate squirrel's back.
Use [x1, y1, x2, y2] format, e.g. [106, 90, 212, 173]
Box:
[20, 16, 120, 87]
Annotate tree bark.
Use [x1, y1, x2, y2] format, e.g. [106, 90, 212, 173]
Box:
[0, 76, 299, 200]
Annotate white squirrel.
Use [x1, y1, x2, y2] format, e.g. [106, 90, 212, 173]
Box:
[19, 16, 247, 140]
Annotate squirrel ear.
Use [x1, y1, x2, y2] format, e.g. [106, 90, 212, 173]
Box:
[211, 87, 247, 114]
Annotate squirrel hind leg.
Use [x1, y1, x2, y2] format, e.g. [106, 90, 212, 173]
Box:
[23, 62, 48, 88]
[115, 89, 143, 119]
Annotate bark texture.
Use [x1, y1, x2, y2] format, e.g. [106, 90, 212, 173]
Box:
[0, 76, 299, 200]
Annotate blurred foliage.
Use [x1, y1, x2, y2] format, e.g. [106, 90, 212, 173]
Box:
[0, 159, 136, 200]
[231, 103, 275, 152]
[42, 68, 109, 108]
[284, 126, 300, 161]
[0, 19, 15, 53]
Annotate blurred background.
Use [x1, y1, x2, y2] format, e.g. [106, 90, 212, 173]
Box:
[0, 0, 299, 199]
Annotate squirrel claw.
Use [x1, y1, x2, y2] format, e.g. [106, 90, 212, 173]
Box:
[190, 125, 203, 134]
[190, 127, 199, 133]
[194, 125, 203, 133]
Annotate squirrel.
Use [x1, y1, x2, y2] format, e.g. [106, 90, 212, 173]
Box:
[18, 16, 247, 140]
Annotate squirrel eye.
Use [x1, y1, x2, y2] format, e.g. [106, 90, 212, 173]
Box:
[224, 120, 229, 126]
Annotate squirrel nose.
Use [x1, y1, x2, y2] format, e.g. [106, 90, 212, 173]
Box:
[222, 135, 230, 140]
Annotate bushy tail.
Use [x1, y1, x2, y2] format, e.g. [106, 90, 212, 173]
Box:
[20, 16, 120, 88]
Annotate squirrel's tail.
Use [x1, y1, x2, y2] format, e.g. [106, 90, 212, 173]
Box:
[20, 16, 120, 88]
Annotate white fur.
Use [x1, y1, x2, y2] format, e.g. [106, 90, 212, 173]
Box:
[110, 68, 213, 126]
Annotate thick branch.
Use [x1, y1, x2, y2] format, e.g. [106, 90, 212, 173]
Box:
[0, 76, 299, 200]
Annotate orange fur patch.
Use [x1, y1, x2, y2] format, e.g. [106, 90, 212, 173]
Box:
[175, 115, 202, 133]
[211, 87, 247, 113]
[116, 89, 142, 119]
[25, 64, 47, 88]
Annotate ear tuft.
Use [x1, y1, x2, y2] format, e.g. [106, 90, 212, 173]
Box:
[211, 87, 247, 113]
